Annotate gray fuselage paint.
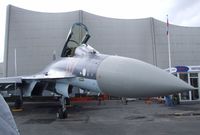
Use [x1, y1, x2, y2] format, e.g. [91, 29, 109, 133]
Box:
[42, 50, 108, 93]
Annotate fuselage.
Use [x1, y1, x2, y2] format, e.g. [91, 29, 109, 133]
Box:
[42, 44, 194, 98]
[42, 45, 107, 94]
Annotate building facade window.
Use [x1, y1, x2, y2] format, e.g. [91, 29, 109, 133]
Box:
[177, 72, 199, 101]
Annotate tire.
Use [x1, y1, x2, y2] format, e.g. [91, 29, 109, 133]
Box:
[14, 98, 22, 109]
[63, 110, 68, 118]
[58, 108, 64, 119]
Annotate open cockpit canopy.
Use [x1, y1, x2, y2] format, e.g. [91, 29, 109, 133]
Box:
[61, 23, 90, 57]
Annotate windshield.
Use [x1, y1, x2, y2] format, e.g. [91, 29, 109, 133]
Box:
[61, 23, 90, 57]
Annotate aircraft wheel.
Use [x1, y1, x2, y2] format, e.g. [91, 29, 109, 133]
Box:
[14, 98, 23, 109]
[57, 108, 68, 119]
[58, 108, 64, 119]
[63, 110, 68, 118]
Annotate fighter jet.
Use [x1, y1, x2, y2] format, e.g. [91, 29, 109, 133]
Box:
[0, 23, 193, 118]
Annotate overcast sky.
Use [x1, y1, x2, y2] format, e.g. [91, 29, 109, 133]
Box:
[1, 0, 200, 62]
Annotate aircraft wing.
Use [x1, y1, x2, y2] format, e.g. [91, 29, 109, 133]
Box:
[0, 72, 75, 82]
[0, 77, 22, 83]
[21, 73, 75, 80]
[0, 72, 75, 92]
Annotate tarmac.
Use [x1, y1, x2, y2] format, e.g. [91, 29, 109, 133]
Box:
[9, 100, 200, 135]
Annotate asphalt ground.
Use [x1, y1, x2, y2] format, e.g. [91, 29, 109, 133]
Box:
[9, 100, 200, 135]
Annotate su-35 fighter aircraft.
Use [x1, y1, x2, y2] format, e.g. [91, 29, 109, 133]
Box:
[0, 23, 194, 118]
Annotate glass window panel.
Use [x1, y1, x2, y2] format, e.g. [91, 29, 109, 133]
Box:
[192, 89, 199, 100]
[180, 91, 190, 100]
[190, 78, 198, 88]
[179, 73, 188, 83]
[190, 73, 198, 78]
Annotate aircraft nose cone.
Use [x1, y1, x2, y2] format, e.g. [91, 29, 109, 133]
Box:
[96, 56, 194, 97]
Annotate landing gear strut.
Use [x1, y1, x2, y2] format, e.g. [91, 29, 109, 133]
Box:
[57, 97, 70, 119]
[14, 98, 23, 109]
[13, 89, 23, 111]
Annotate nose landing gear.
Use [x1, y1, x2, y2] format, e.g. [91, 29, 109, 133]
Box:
[57, 97, 70, 119]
